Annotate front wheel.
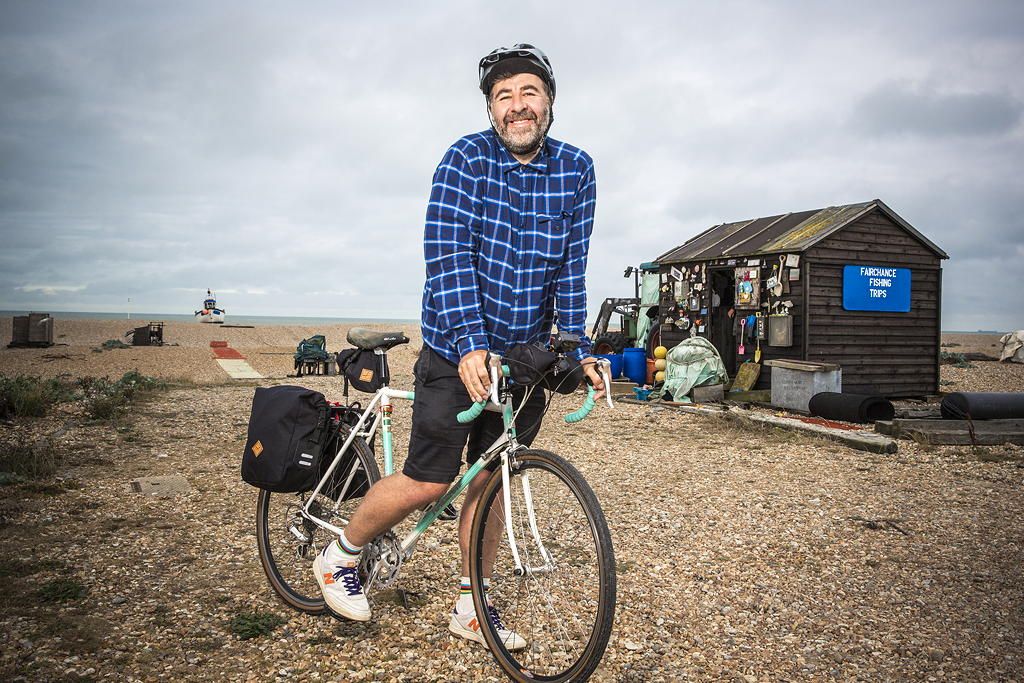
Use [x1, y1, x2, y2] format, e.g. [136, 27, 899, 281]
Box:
[469, 449, 616, 682]
[255, 424, 380, 614]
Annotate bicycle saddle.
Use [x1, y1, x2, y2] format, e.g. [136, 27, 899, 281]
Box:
[347, 328, 410, 351]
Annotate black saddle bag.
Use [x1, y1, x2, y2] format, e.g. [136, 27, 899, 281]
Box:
[337, 348, 386, 394]
[242, 385, 329, 492]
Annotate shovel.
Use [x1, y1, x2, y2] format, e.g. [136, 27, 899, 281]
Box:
[754, 314, 762, 363]
[738, 318, 746, 354]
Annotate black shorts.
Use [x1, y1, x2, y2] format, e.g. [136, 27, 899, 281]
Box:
[403, 345, 546, 484]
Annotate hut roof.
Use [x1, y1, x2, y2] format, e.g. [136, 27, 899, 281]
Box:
[656, 199, 949, 264]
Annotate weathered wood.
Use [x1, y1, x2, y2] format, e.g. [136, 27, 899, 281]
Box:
[807, 304, 939, 316]
[764, 359, 840, 371]
[730, 409, 898, 454]
[807, 315, 940, 327]
[649, 402, 898, 453]
[808, 250, 941, 267]
[725, 389, 772, 403]
[904, 429, 1024, 446]
[876, 418, 1024, 437]
[805, 346, 937, 357]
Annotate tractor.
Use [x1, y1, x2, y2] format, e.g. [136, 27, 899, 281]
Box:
[589, 263, 661, 355]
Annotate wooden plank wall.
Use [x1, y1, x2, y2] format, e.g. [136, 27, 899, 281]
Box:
[804, 209, 942, 397]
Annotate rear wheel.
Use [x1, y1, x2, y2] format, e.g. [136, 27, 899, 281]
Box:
[469, 449, 616, 682]
[255, 424, 379, 614]
[592, 332, 627, 355]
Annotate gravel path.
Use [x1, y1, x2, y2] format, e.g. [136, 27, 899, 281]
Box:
[1, 324, 1023, 681]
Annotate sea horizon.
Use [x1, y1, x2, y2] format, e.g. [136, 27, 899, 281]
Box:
[1, 310, 419, 327]
[1, 310, 1008, 335]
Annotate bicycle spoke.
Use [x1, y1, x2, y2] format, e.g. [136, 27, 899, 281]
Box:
[256, 424, 380, 614]
[471, 450, 615, 682]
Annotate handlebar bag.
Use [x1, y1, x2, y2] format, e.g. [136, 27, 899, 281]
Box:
[543, 356, 582, 395]
[505, 343, 558, 386]
[242, 385, 329, 492]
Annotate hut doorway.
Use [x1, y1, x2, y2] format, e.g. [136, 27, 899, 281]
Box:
[709, 268, 737, 375]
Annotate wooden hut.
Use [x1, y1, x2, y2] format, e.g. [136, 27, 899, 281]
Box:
[654, 199, 948, 397]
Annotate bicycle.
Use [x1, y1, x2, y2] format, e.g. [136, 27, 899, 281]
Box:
[255, 327, 617, 682]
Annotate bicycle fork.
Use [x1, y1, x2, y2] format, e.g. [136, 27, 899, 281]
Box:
[502, 453, 556, 577]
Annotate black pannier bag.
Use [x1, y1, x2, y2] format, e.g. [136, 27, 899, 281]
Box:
[242, 385, 329, 492]
[337, 348, 385, 393]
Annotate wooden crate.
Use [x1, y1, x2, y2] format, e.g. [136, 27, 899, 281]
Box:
[9, 313, 53, 348]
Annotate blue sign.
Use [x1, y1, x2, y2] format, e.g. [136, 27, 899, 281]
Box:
[842, 265, 911, 312]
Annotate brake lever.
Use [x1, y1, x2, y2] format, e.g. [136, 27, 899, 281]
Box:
[488, 354, 502, 406]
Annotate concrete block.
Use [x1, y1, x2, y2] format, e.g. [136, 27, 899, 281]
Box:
[129, 475, 192, 497]
[768, 365, 842, 413]
[609, 380, 636, 396]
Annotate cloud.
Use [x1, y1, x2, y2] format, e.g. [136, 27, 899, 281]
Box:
[852, 81, 1022, 138]
[16, 284, 87, 295]
[0, 1, 1022, 331]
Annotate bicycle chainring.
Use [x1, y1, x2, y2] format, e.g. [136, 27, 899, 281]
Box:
[359, 531, 403, 592]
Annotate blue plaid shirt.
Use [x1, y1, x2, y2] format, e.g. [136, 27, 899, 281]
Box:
[421, 129, 596, 365]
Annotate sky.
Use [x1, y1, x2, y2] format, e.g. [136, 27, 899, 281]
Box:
[1, 1, 1022, 331]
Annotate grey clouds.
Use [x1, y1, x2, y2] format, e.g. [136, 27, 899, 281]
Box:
[1, 1, 1022, 331]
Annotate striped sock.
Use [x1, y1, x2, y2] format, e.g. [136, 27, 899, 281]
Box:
[455, 576, 490, 614]
[335, 530, 362, 561]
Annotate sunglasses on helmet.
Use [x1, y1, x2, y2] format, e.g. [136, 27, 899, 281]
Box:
[478, 43, 553, 80]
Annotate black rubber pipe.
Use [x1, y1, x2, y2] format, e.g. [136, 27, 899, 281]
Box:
[808, 392, 895, 423]
[940, 392, 1024, 420]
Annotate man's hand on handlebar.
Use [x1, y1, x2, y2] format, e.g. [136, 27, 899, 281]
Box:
[580, 357, 606, 401]
[458, 349, 491, 403]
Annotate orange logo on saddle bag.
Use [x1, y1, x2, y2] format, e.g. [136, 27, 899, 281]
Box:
[359, 368, 375, 382]
[251, 440, 263, 457]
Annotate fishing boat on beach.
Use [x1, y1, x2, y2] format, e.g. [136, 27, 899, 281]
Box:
[195, 289, 225, 324]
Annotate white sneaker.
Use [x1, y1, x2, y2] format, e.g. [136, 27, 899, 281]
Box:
[448, 605, 527, 651]
[313, 542, 371, 621]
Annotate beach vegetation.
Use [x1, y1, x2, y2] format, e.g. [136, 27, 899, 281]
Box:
[37, 577, 89, 602]
[229, 611, 287, 640]
[0, 375, 76, 418]
[79, 370, 168, 420]
[92, 339, 131, 352]
[939, 351, 974, 368]
[0, 437, 63, 480]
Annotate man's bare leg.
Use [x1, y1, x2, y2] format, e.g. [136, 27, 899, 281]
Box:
[344, 473, 449, 547]
[459, 469, 502, 577]
[449, 467, 527, 649]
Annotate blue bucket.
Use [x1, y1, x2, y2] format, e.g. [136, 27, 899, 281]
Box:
[622, 347, 647, 385]
[594, 353, 622, 379]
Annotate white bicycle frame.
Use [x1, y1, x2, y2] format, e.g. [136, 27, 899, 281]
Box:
[300, 351, 611, 578]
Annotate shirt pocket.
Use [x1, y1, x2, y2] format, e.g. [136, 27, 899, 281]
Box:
[524, 211, 572, 264]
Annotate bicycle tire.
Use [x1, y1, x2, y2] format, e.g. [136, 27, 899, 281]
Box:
[255, 423, 380, 614]
[469, 449, 616, 682]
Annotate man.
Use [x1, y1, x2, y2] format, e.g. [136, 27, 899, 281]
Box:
[313, 43, 604, 648]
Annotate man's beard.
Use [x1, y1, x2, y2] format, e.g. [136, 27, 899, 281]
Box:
[494, 104, 553, 155]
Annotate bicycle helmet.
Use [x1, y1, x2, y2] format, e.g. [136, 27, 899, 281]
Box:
[478, 43, 556, 99]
